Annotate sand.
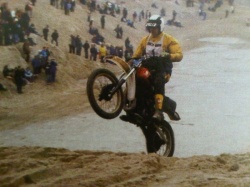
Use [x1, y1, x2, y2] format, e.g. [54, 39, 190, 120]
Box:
[0, 0, 250, 186]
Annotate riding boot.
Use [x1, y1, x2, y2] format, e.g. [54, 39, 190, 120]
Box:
[163, 96, 181, 121]
[152, 94, 164, 121]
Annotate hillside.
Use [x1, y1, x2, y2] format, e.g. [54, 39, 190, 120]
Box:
[0, 0, 250, 186]
[1, 0, 250, 128]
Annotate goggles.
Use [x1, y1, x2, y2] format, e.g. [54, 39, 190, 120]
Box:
[146, 22, 157, 27]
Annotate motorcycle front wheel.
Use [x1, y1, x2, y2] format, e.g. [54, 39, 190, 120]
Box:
[87, 68, 124, 119]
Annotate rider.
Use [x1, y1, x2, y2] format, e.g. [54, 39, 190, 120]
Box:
[130, 15, 183, 121]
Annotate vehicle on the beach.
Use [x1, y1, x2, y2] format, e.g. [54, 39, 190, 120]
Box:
[87, 56, 175, 156]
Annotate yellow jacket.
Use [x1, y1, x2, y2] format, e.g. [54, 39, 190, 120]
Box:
[99, 46, 107, 57]
[132, 32, 183, 62]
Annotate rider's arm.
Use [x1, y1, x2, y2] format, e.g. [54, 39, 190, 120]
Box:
[162, 34, 183, 62]
[132, 36, 148, 58]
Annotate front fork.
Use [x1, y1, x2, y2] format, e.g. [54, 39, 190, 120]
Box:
[107, 67, 136, 100]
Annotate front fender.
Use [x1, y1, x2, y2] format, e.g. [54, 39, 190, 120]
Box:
[105, 56, 136, 102]
[105, 55, 131, 73]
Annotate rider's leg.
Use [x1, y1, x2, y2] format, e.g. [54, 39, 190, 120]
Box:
[152, 72, 165, 121]
[163, 73, 181, 121]
[153, 94, 164, 121]
[163, 96, 181, 121]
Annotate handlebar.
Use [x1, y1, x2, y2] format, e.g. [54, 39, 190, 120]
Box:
[131, 57, 145, 67]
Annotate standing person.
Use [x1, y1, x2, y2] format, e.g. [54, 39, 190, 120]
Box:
[128, 15, 183, 121]
[119, 26, 123, 39]
[60, 0, 64, 9]
[49, 58, 57, 83]
[25, 2, 33, 18]
[51, 29, 59, 46]
[114, 24, 120, 38]
[43, 25, 49, 41]
[75, 35, 83, 56]
[69, 35, 76, 54]
[22, 39, 31, 62]
[83, 40, 90, 59]
[124, 45, 133, 61]
[90, 43, 98, 61]
[31, 55, 41, 75]
[31, 0, 36, 6]
[125, 37, 130, 49]
[100, 15, 105, 29]
[99, 43, 107, 63]
[45, 60, 51, 83]
[55, 0, 59, 8]
[14, 66, 25, 94]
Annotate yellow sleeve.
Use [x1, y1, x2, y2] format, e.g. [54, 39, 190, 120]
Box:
[162, 34, 183, 62]
[132, 36, 148, 58]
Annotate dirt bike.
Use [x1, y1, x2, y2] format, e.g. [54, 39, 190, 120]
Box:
[86, 55, 175, 156]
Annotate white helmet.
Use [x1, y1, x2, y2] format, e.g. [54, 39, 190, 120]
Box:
[146, 15, 165, 32]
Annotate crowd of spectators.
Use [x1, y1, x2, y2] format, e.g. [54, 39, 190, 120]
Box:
[50, 0, 76, 15]
[1, 0, 239, 94]
[0, 1, 59, 93]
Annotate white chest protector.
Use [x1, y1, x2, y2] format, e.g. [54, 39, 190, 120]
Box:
[145, 34, 164, 57]
[126, 35, 166, 106]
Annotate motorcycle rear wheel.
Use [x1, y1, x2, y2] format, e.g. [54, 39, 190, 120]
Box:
[147, 120, 175, 156]
[87, 68, 124, 119]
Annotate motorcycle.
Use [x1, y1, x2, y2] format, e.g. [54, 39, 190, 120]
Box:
[86, 55, 175, 156]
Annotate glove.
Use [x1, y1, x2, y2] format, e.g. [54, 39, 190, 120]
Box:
[132, 59, 141, 66]
[160, 52, 170, 58]
[160, 52, 171, 61]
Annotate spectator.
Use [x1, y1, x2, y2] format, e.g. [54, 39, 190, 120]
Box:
[160, 8, 166, 17]
[75, 35, 83, 56]
[83, 40, 90, 59]
[22, 39, 31, 62]
[225, 10, 229, 18]
[124, 45, 133, 61]
[14, 66, 25, 94]
[127, 19, 135, 28]
[27, 23, 40, 36]
[87, 12, 91, 22]
[60, 0, 64, 9]
[116, 46, 123, 58]
[132, 11, 137, 22]
[50, 0, 55, 6]
[140, 10, 145, 19]
[109, 44, 116, 56]
[31, 55, 41, 75]
[45, 61, 51, 83]
[24, 67, 35, 83]
[65, 0, 71, 15]
[69, 35, 76, 54]
[90, 43, 98, 61]
[51, 29, 59, 46]
[43, 25, 49, 41]
[55, 0, 59, 8]
[49, 58, 58, 83]
[70, 0, 76, 12]
[114, 24, 123, 39]
[122, 8, 128, 19]
[41, 46, 50, 61]
[125, 37, 130, 49]
[99, 43, 107, 63]
[24, 2, 33, 18]
[100, 15, 105, 29]
[89, 19, 93, 27]
[31, 0, 36, 6]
